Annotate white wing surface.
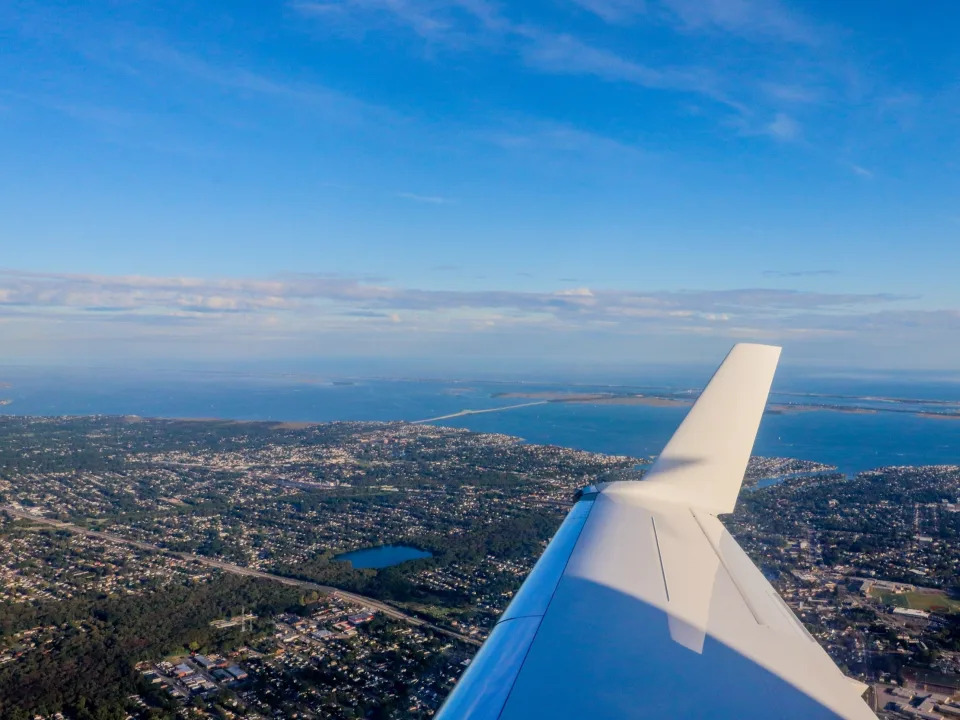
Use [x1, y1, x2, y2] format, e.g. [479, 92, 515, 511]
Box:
[436, 343, 876, 720]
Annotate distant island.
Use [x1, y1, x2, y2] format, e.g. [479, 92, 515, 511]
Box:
[766, 403, 879, 415]
[769, 402, 960, 419]
[493, 390, 960, 419]
[492, 391, 689, 407]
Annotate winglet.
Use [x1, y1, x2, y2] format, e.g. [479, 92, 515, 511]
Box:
[607, 343, 781, 515]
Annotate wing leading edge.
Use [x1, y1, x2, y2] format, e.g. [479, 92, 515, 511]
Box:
[436, 343, 876, 720]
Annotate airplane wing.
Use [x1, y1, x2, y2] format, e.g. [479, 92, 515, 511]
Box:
[436, 343, 876, 720]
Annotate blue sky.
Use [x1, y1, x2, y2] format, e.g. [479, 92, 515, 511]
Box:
[1, 0, 959, 371]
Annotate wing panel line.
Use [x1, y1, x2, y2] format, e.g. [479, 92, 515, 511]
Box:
[769, 586, 822, 645]
[690, 509, 764, 626]
[650, 516, 670, 602]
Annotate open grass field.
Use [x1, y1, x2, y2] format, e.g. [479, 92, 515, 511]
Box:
[870, 587, 960, 613]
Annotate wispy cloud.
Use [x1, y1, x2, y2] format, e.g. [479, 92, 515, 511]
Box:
[763, 269, 838, 278]
[397, 191, 455, 204]
[291, 0, 505, 44]
[482, 119, 648, 163]
[286, 0, 847, 147]
[290, 0, 745, 111]
[519, 31, 662, 85]
[569, 0, 818, 45]
[130, 39, 397, 125]
[569, 0, 647, 24]
[727, 110, 803, 142]
[517, 29, 736, 107]
[657, 0, 818, 43]
[297, 0, 820, 46]
[760, 81, 822, 104]
[763, 111, 801, 141]
[38, 99, 139, 128]
[13, 13, 396, 130]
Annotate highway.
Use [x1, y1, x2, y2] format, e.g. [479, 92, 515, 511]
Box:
[411, 400, 547, 424]
[2, 506, 482, 647]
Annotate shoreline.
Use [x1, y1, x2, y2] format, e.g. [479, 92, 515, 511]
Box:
[491, 392, 960, 420]
[4, 394, 960, 427]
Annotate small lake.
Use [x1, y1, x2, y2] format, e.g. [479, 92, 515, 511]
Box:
[750, 470, 835, 491]
[334, 545, 433, 569]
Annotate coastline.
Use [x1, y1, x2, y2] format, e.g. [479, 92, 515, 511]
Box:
[492, 391, 960, 420]
[493, 391, 691, 407]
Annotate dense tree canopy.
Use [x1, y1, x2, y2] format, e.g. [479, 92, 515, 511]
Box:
[0, 575, 306, 719]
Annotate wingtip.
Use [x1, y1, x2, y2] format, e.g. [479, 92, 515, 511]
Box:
[608, 342, 781, 515]
[730, 342, 782, 357]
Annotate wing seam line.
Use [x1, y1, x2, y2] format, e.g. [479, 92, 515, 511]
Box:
[650, 516, 670, 602]
[690, 509, 764, 626]
[768, 586, 821, 644]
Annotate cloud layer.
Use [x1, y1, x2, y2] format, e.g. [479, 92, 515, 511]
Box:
[1, 268, 949, 362]
[4, 268, 960, 371]
[0, 268, 906, 318]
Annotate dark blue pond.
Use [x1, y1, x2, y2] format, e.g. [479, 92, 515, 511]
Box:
[334, 545, 433, 569]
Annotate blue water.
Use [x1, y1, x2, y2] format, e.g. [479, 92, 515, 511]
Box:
[439, 401, 959, 476]
[334, 545, 433, 569]
[0, 366, 957, 476]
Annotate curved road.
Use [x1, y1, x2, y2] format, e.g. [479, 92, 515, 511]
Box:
[2, 506, 481, 647]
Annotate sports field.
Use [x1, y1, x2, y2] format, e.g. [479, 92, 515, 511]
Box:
[869, 587, 960, 613]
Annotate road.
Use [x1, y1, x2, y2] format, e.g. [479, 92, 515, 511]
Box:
[411, 400, 547, 424]
[2, 506, 482, 647]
